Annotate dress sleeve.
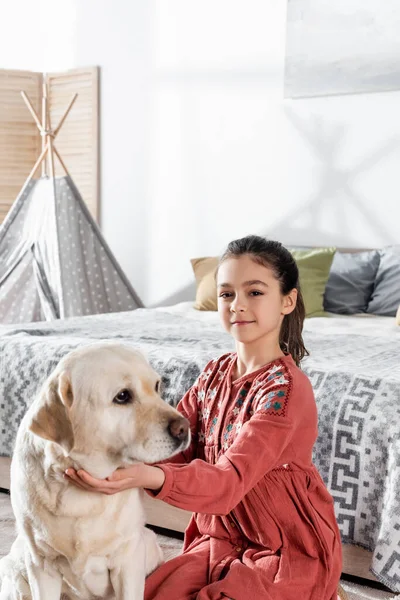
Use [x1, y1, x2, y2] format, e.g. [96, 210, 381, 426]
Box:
[148, 377, 299, 515]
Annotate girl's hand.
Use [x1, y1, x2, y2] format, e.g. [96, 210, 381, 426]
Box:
[64, 463, 165, 495]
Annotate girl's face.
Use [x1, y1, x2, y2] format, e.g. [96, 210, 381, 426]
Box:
[216, 255, 297, 346]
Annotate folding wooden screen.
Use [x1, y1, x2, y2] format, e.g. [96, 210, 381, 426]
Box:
[0, 69, 41, 224]
[0, 66, 99, 223]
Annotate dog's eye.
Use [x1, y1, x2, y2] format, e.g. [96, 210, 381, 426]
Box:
[155, 380, 161, 393]
[113, 389, 133, 405]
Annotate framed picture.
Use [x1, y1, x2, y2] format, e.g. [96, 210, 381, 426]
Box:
[284, 0, 400, 98]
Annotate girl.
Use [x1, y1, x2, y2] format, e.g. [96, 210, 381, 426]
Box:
[66, 235, 344, 600]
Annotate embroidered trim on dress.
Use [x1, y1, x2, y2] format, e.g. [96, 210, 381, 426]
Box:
[221, 360, 293, 452]
[196, 355, 293, 454]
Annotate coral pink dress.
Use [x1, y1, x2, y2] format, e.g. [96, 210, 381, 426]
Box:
[145, 353, 342, 600]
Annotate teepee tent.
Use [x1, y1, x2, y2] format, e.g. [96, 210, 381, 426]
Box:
[0, 81, 142, 324]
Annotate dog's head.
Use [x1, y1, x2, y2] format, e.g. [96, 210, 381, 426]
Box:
[27, 343, 190, 472]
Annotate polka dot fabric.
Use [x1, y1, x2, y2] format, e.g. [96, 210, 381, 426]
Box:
[0, 176, 141, 324]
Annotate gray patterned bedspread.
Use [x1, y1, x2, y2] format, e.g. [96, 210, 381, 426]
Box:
[0, 307, 399, 590]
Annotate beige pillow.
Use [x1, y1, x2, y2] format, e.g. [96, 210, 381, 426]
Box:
[190, 257, 219, 311]
[396, 304, 400, 326]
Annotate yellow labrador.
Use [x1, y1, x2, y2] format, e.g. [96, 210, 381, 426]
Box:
[0, 343, 190, 600]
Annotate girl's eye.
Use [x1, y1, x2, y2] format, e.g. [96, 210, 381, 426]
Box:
[250, 290, 263, 296]
[219, 292, 233, 299]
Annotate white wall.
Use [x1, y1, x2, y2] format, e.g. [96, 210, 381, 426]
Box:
[70, 0, 290, 306]
[3, 1, 400, 305]
[0, 0, 76, 72]
[282, 92, 400, 249]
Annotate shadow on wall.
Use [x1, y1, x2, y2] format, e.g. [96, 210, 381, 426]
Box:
[151, 110, 400, 308]
[280, 107, 400, 246]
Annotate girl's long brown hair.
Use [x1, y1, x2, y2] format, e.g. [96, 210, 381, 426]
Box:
[218, 235, 309, 366]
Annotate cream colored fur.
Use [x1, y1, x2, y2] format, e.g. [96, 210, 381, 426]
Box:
[0, 342, 190, 600]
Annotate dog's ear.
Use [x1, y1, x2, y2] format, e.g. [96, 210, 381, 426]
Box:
[28, 371, 74, 454]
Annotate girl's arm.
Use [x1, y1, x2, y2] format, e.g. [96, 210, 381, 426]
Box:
[66, 358, 302, 509]
[65, 410, 294, 502]
[147, 370, 316, 515]
[148, 409, 295, 515]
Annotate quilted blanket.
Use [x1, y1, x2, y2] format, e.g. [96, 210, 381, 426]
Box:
[0, 307, 399, 591]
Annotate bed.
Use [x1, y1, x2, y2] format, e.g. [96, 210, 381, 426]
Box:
[0, 302, 399, 591]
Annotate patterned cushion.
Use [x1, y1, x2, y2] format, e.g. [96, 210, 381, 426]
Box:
[323, 250, 380, 314]
[367, 245, 400, 317]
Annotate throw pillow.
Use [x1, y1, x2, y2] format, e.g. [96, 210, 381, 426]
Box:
[323, 250, 380, 314]
[190, 257, 218, 311]
[367, 245, 400, 316]
[289, 248, 336, 317]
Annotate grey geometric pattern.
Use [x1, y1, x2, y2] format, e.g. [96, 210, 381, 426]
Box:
[0, 308, 399, 590]
[305, 367, 400, 592]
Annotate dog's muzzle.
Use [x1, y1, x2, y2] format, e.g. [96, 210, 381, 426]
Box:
[168, 416, 190, 445]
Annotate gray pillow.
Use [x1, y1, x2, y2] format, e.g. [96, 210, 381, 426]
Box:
[367, 245, 400, 317]
[323, 250, 380, 314]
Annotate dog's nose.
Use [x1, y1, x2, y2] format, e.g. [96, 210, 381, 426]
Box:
[168, 416, 189, 441]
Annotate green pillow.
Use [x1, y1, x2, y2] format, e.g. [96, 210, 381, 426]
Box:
[289, 247, 336, 317]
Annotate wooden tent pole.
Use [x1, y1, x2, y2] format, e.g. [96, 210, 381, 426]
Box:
[23, 79, 72, 141]
[54, 94, 78, 137]
[21, 76, 78, 179]
[45, 80, 55, 179]
[41, 77, 47, 177]
[20, 92, 43, 134]
[48, 138, 55, 179]
[21, 143, 49, 191]
[53, 147, 71, 178]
